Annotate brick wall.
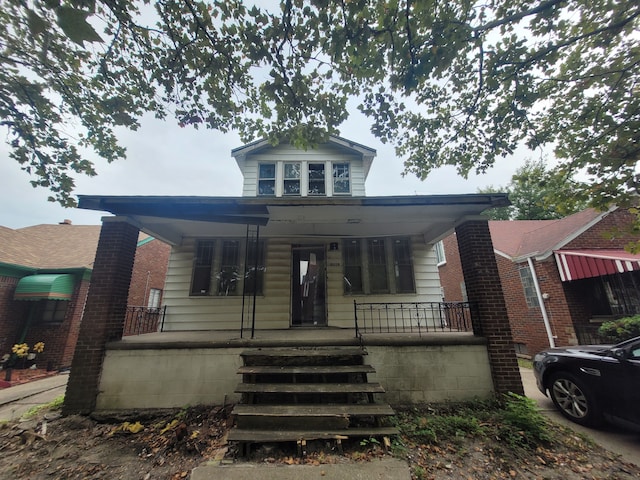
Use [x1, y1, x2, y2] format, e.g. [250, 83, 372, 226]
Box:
[0, 276, 28, 359]
[64, 219, 139, 414]
[127, 239, 170, 307]
[22, 278, 90, 370]
[455, 221, 523, 395]
[438, 233, 466, 302]
[564, 208, 639, 249]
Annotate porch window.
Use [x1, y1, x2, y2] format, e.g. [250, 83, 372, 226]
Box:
[283, 162, 301, 195]
[258, 163, 276, 196]
[343, 237, 417, 294]
[343, 239, 363, 294]
[332, 163, 350, 195]
[217, 240, 240, 296]
[393, 238, 415, 293]
[519, 266, 539, 308]
[244, 239, 266, 295]
[190, 240, 215, 295]
[308, 163, 326, 195]
[367, 238, 389, 293]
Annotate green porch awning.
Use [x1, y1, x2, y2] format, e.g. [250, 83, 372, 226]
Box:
[14, 274, 75, 301]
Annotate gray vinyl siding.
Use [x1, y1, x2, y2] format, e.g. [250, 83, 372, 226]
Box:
[239, 143, 366, 197]
[161, 236, 442, 331]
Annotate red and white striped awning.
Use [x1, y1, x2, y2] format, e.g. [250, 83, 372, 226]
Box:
[554, 249, 640, 282]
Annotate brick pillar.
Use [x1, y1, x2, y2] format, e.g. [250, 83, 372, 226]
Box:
[63, 218, 139, 414]
[456, 220, 523, 395]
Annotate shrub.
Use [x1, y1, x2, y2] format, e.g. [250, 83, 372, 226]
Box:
[598, 315, 640, 343]
[497, 393, 552, 449]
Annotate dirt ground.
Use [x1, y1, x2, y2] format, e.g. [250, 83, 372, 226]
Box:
[0, 404, 638, 480]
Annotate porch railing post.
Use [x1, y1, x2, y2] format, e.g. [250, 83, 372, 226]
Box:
[353, 300, 360, 338]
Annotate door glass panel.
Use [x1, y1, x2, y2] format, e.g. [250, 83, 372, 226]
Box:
[291, 247, 326, 326]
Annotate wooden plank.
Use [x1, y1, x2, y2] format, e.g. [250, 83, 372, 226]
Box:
[232, 404, 395, 417]
[227, 427, 399, 443]
[240, 348, 366, 357]
[234, 383, 385, 394]
[237, 365, 375, 375]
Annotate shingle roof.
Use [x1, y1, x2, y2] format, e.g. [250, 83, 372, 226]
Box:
[489, 209, 605, 259]
[0, 224, 102, 269]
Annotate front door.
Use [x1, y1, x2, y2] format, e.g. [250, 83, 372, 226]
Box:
[291, 246, 327, 326]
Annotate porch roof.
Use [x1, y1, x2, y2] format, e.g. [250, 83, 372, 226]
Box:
[77, 194, 509, 245]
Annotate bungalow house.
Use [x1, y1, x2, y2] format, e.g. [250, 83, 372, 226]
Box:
[62, 136, 524, 437]
[0, 221, 170, 372]
[437, 207, 640, 357]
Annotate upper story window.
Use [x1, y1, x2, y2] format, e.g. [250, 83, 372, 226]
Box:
[258, 163, 276, 196]
[283, 163, 301, 195]
[332, 163, 350, 194]
[308, 163, 326, 195]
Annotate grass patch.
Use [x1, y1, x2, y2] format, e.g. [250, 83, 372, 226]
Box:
[395, 393, 553, 453]
[22, 395, 64, 419]
[517, 357, 533, 369]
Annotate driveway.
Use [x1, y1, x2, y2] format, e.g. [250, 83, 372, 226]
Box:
[520, 367, 640, 467]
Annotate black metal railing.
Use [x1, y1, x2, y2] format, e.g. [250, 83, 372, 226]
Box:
[123, 305, 167, 336]
[354, 301, 475, 336]
[573, 323, 606, 345]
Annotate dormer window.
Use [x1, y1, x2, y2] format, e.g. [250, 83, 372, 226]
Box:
[333, 163, 350, 195]
[258, 163, 276, 196]
[308, 163, 326, 195]
[283, 163, 301, 195]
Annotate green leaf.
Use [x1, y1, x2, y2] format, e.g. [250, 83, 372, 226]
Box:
[26, 9, 48, 36]
[56, 6, 103, 45]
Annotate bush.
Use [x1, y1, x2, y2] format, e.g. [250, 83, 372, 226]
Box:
[497, 393, 552, 449]
[598, 315, 640, 343]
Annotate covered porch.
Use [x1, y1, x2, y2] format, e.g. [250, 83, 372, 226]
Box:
[62, 193, 523, 414]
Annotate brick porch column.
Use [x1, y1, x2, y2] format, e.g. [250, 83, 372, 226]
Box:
[63, 218, 139, 414]
[456, 220, 523, 395]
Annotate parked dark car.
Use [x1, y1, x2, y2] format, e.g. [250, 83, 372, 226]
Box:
[533, 336, 640, 430]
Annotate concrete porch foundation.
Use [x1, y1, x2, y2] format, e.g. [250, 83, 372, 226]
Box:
[96, 330, 493, 410]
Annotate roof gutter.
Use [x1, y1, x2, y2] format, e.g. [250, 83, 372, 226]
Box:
[527, 257, 555, 348]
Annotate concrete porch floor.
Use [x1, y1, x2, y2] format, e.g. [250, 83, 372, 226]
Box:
[114, 328, 485, 349]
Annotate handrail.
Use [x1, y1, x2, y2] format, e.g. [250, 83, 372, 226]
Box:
[353, 301, 475, 336]
[123, 305, 166, 336]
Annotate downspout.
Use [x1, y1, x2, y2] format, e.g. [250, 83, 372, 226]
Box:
[527, 257, 555, 348]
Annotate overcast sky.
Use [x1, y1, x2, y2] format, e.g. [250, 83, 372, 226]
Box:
[0, 110, 527, 229]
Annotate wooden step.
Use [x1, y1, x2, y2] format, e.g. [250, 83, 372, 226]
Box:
[233, 404, 395, 417]
[227, 427, 399, 443]
[235, 383, 385, 394]
[240, 348, 366, 358]
[237, 365, 375, 375]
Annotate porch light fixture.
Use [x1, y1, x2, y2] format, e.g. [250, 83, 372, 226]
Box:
[330, 242, 339, 251]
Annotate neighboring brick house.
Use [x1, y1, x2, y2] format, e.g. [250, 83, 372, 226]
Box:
[0, 220, 169, 371]
[438, 207, 640, 357]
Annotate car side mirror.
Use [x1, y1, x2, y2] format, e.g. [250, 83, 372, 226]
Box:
[611, 347, 629, 362]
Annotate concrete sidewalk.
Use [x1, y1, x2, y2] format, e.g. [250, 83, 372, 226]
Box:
[0, 372, 68, 421]
[192, 458, 411, 480]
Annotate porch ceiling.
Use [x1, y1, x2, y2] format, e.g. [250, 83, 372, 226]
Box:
[78, 194, 509, 245]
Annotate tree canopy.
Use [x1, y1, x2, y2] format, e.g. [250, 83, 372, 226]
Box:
[479, 158, 590, 220]
[1, 0, 638, 207]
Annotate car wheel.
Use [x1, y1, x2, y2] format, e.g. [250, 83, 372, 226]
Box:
[548, 372, 601, 427]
